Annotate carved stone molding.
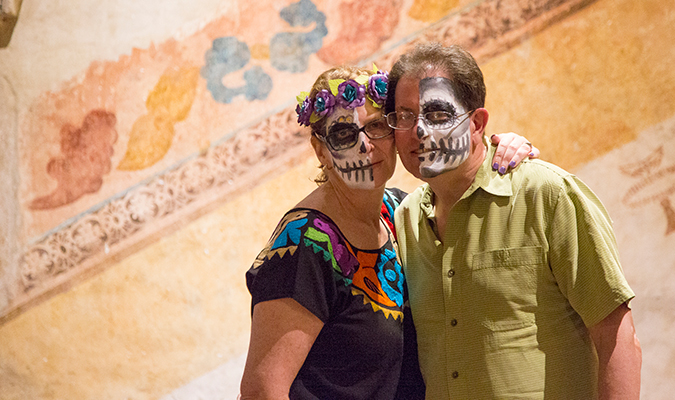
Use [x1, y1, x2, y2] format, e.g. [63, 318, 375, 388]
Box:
[4, 107, 308, 323]
[2, 0, 597, 324]
[374, 0, 596, 68]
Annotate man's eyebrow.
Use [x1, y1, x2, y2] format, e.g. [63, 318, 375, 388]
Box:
[422, 99, 456, 113]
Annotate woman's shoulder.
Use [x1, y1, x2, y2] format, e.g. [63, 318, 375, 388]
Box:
[270, 208, 340, 242]
[384, 187, 408, 205]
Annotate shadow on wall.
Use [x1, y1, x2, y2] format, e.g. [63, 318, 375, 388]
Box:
[0, 0, 23, 48]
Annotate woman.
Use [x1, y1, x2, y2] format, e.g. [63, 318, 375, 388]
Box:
[240, 65, 536, 399]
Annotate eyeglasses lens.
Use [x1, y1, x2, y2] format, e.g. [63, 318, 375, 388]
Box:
[386, 111, 417, 130]
[364, 118, 392, 138]
[386, 111, 461, 130]
[327, 123, 359, 151]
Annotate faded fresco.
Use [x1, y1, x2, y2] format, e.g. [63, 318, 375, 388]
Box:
[12, 0, 586, 319]
[20, 0, 442, 228]
[1, 0, 674, 398]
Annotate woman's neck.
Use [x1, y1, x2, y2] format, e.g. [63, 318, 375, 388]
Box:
[297, 180, 387, 249]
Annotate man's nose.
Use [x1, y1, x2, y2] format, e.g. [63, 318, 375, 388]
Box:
[417, 125, 428, 140]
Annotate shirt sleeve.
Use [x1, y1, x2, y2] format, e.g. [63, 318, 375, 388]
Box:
[548, 174, 635, 327]
[246, 212, 339, 323]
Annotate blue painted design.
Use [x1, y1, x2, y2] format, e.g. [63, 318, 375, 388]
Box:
[201, 0, 327, 103]
[270, 0, 327, 73]
[243, 66, 273, 100]
[376, 247, 404, 307]
[201, 37, 273, 104]
[272, 218, 308, 249]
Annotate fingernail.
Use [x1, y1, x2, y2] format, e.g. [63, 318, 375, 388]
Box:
[509, 161, 516, 168]
[529, 152, 535, 157]
[498, 166, 506, 175]
[490, 134, 496, 141]
[492, 162, 499, 170]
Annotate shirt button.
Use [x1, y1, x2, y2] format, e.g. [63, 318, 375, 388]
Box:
[447, 269, 455, 277]
[452, 371, 459, 379]
[450, 319, 458, 326]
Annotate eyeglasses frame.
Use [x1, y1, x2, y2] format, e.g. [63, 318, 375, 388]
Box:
[316, 117, 394, 152]
[385, 109, 475, 131]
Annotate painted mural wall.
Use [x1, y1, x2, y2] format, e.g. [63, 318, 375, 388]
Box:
[0, 0, 673, 398]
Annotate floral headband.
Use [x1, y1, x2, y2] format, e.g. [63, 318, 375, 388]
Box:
[295, 65, 389, 127]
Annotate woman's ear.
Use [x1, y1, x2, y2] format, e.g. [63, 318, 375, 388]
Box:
[470, 108, 489, 137]
[310, 134, 332, 167]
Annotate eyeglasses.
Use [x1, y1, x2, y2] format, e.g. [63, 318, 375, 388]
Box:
[386, 110, 474, 130]
[319, 117, 393, 151]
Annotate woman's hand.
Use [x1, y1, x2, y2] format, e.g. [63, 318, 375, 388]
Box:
[490, 133, 540, 175]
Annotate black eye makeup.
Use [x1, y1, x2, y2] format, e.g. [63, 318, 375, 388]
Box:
[422, 99, 456, 116]
[324, 122, 359, 151]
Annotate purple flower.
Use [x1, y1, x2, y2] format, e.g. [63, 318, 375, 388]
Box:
[368, 72, 388, 105]
[296, 96, 314, 126]
[314, 90, 336, 117]
[337, 80, 366, 109]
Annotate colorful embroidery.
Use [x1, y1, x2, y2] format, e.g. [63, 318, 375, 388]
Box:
[376, 247, 404, 307]
[272, 217, 308, 249]
[254, 197, 405, 320]
[312, 219, 359, 276]
[252, 210, 309, 269]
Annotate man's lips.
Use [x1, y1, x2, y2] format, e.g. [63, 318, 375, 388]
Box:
[414, 149, 434, 155]
[416, 136, 469, 153]
[414, 136, 469, 163]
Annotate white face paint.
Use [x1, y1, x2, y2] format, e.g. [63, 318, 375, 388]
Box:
[323, 107, 376, 189]
[416, 77, 471, 178]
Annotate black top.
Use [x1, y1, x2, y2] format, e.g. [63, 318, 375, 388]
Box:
[246, 188, 424, 399]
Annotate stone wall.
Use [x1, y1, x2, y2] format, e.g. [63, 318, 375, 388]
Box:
[0, 0, 673, 398]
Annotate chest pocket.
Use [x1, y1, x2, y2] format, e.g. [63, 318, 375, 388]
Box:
[469, 246, 545, 332]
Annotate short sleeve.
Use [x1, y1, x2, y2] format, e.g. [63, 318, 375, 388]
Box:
[246, 210, 342, 323]
[548, 175, 635, 327]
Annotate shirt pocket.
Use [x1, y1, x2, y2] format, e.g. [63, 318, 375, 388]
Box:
[469, 246, 545, 332]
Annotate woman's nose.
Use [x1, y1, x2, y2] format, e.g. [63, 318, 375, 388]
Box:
[359, 133, 374, 154]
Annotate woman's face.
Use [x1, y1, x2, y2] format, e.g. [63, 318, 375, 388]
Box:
[321, 102, 396, 190]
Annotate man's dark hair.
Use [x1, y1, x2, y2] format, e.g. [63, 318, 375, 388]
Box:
[385, 43, 486, 114]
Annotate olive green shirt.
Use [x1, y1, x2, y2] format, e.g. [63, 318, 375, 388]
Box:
[395, 144, 634, 399]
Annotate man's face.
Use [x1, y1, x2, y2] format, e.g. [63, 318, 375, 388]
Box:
[394, 75, 472, 179]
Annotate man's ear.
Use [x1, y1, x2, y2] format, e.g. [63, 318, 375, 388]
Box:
[471, 108, 489, 137]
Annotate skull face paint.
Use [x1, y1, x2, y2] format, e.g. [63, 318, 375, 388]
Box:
[324, 107, 376, 189]
[417, 77, 471, 178]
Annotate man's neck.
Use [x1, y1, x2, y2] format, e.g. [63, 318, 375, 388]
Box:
[427, 139, 487, 237]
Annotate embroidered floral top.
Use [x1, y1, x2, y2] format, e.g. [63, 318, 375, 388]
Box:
[246, 188, 413, 399]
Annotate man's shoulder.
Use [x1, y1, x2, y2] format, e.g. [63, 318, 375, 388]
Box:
[398, 184, 429, 210]
[513, 158, 576, 188]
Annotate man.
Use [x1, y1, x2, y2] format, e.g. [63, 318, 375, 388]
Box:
[385, 43, 642, 399]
